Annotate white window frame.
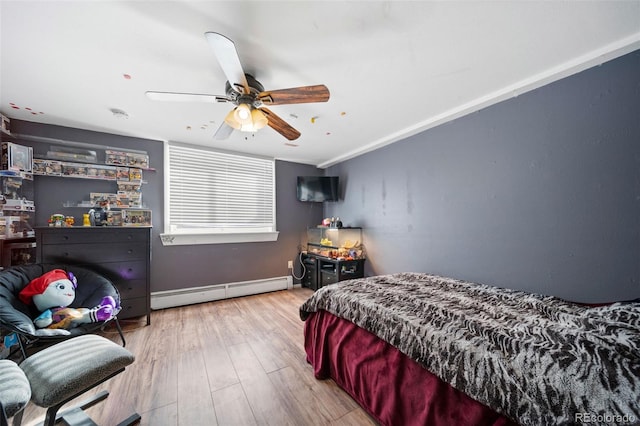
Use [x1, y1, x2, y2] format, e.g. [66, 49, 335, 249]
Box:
[161, 141, 278, 246]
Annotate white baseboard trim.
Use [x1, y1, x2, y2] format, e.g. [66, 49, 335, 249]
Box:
[151, 275, 294, 310]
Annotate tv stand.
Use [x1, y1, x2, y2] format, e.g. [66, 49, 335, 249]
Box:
[301, 253, 365, 290]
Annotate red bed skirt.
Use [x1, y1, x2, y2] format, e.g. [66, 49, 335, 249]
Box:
[304, 310, 517, 426]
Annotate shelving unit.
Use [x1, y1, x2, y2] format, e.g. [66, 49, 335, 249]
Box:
[33, 159, 155, 180]
[33, 152, 152, 213]
[0, 137, 37, 268]
[61, 202, 150, 210]
[302, 227, 366, 290]
[9, 133, 153, 212]
[29, 144, 154, 227]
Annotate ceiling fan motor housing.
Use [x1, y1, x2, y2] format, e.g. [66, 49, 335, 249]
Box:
[226, 73, 265, 108]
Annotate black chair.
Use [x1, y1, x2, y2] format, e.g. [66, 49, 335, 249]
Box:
[0, 263, 126, 359]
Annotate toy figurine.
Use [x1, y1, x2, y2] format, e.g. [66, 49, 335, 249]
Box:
[49, 213, 66, 227]
[88, 198, 110, 226]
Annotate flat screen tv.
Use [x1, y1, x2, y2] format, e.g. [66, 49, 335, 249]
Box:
[297, 176, 339, 202]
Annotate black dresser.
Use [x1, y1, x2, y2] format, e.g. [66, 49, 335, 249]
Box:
[35, 226, 151, 324]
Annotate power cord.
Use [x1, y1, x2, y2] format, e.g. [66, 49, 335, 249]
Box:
[291, 251, 306, 281]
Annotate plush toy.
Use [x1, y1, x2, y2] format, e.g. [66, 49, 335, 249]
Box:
[18, 269, 119, 336]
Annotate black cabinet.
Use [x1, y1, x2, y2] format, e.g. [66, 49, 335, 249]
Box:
[302, 254, 319, 290]
[302, 253, 365, 290]
[36, 226, 151, 324]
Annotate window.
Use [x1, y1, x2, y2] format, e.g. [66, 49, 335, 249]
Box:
[161, 142, 278, 245]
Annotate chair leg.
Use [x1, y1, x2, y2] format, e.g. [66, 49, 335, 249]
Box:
[1, 402, 25, 426]
[116, 413, 141, 426]
[43, 391, 108, 426]
[41, 390, 140, 426]
[1, 404, 7, 426]
[99, 317, 126, 347]
[11, 409, 24, 426]
[113, 317, 127, 347]
[16, 336, 28, 361]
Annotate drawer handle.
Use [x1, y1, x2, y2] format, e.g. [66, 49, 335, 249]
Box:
[128, 268, 133, 273]
[63, 236, 69, 240]
[127, 249, 133, 254]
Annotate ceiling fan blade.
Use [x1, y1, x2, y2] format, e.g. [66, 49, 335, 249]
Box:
[214, 122, 234, 140]
[146, 91, 229, 103]
[260, 107, 301, 141]
[205, 32, 249, 94]
[258, 84, 330, 105]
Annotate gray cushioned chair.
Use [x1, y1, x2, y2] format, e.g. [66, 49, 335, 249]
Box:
[0, 334, 140, 426]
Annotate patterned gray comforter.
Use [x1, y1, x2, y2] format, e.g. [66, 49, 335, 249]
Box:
[299, 273, 640, 425]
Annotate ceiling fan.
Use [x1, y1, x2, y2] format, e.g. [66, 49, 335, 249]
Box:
[146, 32, 330, 141]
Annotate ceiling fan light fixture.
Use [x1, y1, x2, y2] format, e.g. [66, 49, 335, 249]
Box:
[225, 103, 268, 132]
[251, 108, 268, 130]
[235, 103, 251, 121]
[224, 108, 241, 130]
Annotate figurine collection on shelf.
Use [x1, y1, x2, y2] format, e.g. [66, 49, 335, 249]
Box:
[0, 160, 35, 239]
[48, 214, 75, 227]
[0, 135, 153, 231]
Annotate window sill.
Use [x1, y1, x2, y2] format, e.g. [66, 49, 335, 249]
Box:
[160, 231, 279, 246]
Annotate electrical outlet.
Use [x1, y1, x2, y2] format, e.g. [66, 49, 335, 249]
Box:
[287, 260, 293, 269]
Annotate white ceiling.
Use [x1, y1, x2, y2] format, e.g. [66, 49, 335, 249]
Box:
[1, 1, 639, 168]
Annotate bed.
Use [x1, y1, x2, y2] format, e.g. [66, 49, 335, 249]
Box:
[299, 273, 640, 426]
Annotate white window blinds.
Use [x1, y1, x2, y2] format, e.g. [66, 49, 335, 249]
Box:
[168, 143, 275, 234]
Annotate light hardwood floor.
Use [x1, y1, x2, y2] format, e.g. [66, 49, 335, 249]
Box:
[18, 287, 377, 426]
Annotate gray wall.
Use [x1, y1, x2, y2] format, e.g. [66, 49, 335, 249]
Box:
[11, 120, 322, 292]
[325, 49, 640, 303]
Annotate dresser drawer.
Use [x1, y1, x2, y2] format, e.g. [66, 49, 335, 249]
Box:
[40, 242, 148, 263]
[113, 278, 147, 299]
[118, 296, 149, 320]
[94, 260, 148, 280]
[40, 228, 149, 245]
[321, 271, 338, 286]
[61, 261, 148, 290]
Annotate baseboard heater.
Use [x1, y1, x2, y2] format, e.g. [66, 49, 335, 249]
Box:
[150, 276, 293, 310]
